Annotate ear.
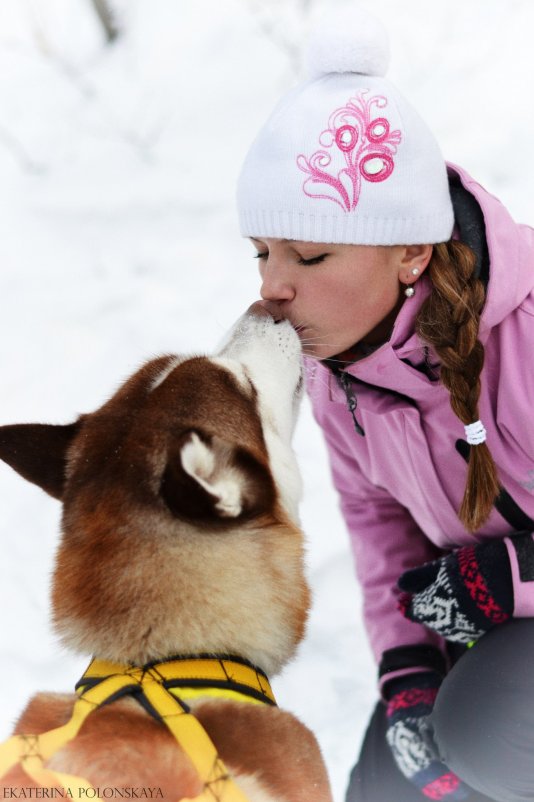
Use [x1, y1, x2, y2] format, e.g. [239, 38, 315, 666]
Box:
[161, 431, 275, 522]
[398, 244, 433, 285]
[0, 421, 81, 500]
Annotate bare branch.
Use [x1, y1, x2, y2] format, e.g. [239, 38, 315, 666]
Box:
[90, 0, 120, 44]
[247, 0, 302, 73]
[0, 126, 45, 174]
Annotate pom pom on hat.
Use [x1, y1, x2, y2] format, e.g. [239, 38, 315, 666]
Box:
[306, 6, 390, 78]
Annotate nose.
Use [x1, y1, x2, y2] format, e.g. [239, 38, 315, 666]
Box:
[259, 259, 295, 303]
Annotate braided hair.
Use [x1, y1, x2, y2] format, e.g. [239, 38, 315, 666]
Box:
[415, 240, 500, 531]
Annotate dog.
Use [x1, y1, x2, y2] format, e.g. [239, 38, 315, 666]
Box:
[0, 303, 333, 802]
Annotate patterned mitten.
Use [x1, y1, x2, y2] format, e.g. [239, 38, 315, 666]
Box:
[386, 674, 472, 800]
[397, 538, 518, 643]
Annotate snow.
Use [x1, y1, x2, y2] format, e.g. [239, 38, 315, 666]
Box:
[1, 1, 534, 799]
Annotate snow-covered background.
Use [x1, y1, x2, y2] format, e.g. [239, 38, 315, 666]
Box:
[1, 1, 534, 798]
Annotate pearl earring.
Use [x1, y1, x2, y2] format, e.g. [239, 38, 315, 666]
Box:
[404, 267, 419, 297]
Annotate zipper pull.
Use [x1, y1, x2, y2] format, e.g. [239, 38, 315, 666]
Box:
[338, 371, 365, 436]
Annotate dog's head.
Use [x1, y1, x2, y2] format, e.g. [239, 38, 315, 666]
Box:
[0, 306, 309, 675]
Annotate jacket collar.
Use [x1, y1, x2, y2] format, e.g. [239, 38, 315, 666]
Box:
[332, 162, 534, 397]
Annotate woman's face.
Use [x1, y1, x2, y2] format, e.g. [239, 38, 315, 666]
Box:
[251, 237, 432, 360]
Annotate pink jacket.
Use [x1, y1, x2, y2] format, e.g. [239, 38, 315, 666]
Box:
[304, 163, 534, 676]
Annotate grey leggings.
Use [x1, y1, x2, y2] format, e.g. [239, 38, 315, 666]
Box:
[346, 620, 534, 802]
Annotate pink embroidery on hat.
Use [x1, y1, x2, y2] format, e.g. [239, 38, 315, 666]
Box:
[296, 91, 402, 211]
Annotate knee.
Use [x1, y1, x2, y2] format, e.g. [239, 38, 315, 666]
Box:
[432, 663, 534, 802]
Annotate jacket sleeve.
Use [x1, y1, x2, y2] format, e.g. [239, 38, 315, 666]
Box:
[504, 532, 534, 617]
[320, 421, 449, 690]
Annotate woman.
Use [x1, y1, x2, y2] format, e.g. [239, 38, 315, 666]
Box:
[236, 10, 534, 802]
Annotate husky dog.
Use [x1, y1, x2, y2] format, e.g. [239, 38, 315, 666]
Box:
[0, 304, 332, 802]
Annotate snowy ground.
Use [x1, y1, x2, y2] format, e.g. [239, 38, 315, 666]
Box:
[1, 1, 534, 799]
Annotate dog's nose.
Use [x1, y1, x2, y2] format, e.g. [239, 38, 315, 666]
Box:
[247, 300, 284, 323]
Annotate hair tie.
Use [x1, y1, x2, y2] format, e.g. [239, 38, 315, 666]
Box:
[464, 420, 486, 446]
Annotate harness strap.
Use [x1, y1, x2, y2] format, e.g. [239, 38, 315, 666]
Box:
[0, 675, 135, 798]
[77, 656, 276, 706]
[0, 657, 276, 802]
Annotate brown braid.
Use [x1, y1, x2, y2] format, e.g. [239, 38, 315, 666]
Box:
[415, 239, 500, 531]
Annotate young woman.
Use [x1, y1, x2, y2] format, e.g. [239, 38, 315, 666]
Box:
[236, 11, 534, 802]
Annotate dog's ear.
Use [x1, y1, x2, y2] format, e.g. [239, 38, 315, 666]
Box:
[0, 421, 81, 500]
[161, 430, 275, 522]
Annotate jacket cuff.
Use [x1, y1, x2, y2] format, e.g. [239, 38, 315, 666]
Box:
[505, 533, 534, 617]
[382, 670, 442, 704]
[378, 644, 447, 700]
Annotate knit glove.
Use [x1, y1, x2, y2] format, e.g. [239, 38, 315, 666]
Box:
[385, 673, 472, 800]
[397, 537, 518, 643]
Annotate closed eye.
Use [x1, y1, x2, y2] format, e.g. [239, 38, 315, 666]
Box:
[253, 253, 327, 266]
[296, 254, 327, 266]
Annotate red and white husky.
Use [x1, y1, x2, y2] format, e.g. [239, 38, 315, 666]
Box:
[0, 303, 332, 802]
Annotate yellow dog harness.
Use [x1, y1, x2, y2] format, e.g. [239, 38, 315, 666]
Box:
[0, 655, 277, 802]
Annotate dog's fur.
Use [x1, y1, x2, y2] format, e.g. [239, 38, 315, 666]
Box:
[0, 307, 332, 802]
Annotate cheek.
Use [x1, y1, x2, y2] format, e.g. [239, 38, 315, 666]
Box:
[321, 270, 367, 302]
[315, 275, 400, 339]
[297, 255, 400, 328]
[346, 268, 400, 311]
[321, 273, 392, 316]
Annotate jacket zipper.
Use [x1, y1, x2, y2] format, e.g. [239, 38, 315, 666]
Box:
[335, 369, 365, 436]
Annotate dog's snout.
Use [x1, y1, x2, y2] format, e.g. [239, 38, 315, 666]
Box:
[247, 300, 284, 323]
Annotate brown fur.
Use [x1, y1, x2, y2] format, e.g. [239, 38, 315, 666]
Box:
[0, 351, 332, 801]
[10, 694, 331, 801]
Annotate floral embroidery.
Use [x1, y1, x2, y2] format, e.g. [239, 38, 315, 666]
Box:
[296, 91, 402, 211]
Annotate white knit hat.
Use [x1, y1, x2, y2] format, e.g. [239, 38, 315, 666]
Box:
[237, 7, 454, 245]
